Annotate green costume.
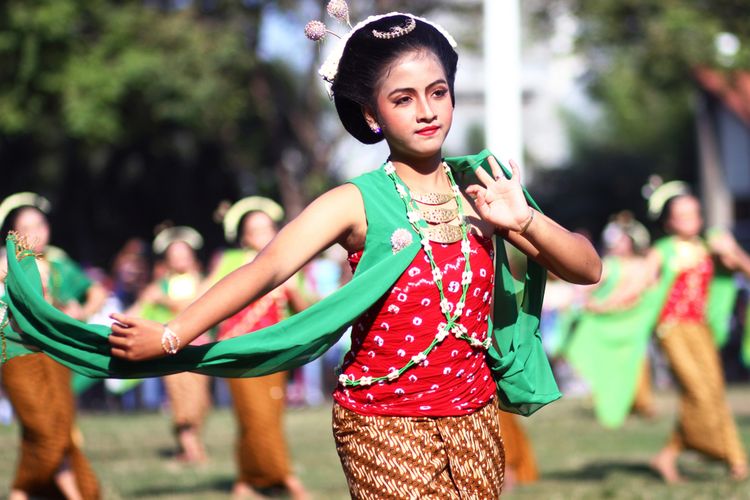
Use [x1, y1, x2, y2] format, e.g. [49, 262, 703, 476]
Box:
[565, 256, 663, 428]
[1, 151, 559, 416]
[566, 235, 739, 428]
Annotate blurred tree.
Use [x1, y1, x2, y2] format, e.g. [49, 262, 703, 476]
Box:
[528, 0, 750, 240]
[0, 0, 305, 264]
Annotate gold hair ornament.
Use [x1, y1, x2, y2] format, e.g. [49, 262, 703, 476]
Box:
[372, 16, 416, 39]
[221, 196, 284, 243]
[643, 177, 690, 220]
[304, 4, 458, 97]
[152, 225, 204, 255]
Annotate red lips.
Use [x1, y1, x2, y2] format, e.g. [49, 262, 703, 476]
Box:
[416, 126, 440, 136]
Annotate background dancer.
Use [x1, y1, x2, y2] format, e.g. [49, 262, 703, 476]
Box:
[0, 192, 104, 500]
[209, 197, 309, 499]
[565, 211, 657, 428]
[597, 182, 750, 482]
[129, 225, 212, 464]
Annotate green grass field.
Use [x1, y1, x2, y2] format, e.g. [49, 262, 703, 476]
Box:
[2, 387, 750, 499]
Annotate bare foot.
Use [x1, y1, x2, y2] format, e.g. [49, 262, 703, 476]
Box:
[730, 463, 748, 481]
[650, 449, 683, 484]
[231, 482, 269, 500]
[8, 489, 29, 500]
[284, 475, 311, 500]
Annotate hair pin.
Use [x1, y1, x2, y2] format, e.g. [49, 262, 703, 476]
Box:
[372, 17, 416, 40]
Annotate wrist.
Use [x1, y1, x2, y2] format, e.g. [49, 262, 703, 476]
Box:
[161, 324, 182, 355]
[518, 207, 535, 235]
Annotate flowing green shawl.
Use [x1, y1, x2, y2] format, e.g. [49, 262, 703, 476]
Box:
[1, 150, 559, 416]
[565, 256, 665, 428]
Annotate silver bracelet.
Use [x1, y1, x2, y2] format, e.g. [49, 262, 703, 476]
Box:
[161, 325, 181, 355]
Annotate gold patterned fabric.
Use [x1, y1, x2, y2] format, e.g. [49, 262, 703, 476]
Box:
[658, 322, 747, 468]
[227, 372, 291, 488]
[163, 371, 212, 432]
[1, 354, 100, 499]
[332, 401, 504, 499]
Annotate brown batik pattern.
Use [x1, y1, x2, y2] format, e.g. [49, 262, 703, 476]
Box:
[332, 401, 504, 499]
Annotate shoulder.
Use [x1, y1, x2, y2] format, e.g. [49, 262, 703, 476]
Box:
[305, 184, 364, 223]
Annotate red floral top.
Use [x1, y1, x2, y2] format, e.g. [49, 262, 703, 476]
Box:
[659, 256, 713, 324]
[217, 288, 289, 340]
[332, 232, 497, 417]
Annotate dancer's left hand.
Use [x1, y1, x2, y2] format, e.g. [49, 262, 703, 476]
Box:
[465, 157, 531, 233]
[109, 313, 169, 360]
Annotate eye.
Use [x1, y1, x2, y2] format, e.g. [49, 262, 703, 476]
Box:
[394, 95, 412, 105]
[433, 87, 449, 98]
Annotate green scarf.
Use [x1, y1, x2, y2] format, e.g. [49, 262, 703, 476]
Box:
[1, 150, 559, 416]
[564, 256, 665, 428]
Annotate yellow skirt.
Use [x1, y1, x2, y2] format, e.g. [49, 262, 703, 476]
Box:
[658, 322, 747, 468]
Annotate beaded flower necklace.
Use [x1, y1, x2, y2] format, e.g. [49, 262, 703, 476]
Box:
[338, 161, 491, 388]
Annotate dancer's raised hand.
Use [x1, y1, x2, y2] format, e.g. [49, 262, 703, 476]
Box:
[465, 157, 532, 233]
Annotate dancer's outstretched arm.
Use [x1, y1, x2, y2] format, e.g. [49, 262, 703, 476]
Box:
[109, 184, 366, 361]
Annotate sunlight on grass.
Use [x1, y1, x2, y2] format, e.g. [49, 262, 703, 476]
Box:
[1, 387, 749, 499]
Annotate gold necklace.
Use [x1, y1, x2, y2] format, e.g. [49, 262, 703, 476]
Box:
[409, 191, 454, 205]
[425, 223, 463, 243]
[420, 206, 458, 224]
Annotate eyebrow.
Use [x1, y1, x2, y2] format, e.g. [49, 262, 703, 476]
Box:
[387, 79, 448, 98]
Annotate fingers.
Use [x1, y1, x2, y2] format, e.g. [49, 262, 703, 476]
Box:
[508, 159, 522, 182]
[108, 333, 131, 349]
[110, 321, 131, 336]
[466, 185, 490, 217]
[111, 347, 128, 359]
[487, 155, 505, 181]
[109, 312, 134, 327]
[476, 156, 518, 186]
[465, 184, 487, 202]
[473, 164, 493, 187]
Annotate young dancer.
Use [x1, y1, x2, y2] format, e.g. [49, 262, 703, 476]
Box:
[646, 188, 750, 482]
[0, 193, 103, 500]
[209, 198, 309, 499]
[2, 9, 601, 498]
[129, 226, 212, 464]
[596, 183, 750, 482]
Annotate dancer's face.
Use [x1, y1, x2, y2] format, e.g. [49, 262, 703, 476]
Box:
[666, 196, 703, 238]
[365, 50, 453, 162]
[165, 240, 197, 274]
[241, 211, 277, 251]
[13, 207, 50, 253]
[608, 232, 634, 257]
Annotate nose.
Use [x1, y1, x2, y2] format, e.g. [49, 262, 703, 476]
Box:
[416, 96, 436, 123]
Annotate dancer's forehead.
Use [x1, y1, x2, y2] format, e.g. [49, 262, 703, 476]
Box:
[374, 50, 447, 97]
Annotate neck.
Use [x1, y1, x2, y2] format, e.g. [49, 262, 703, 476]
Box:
[389, 152, 450, 192]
